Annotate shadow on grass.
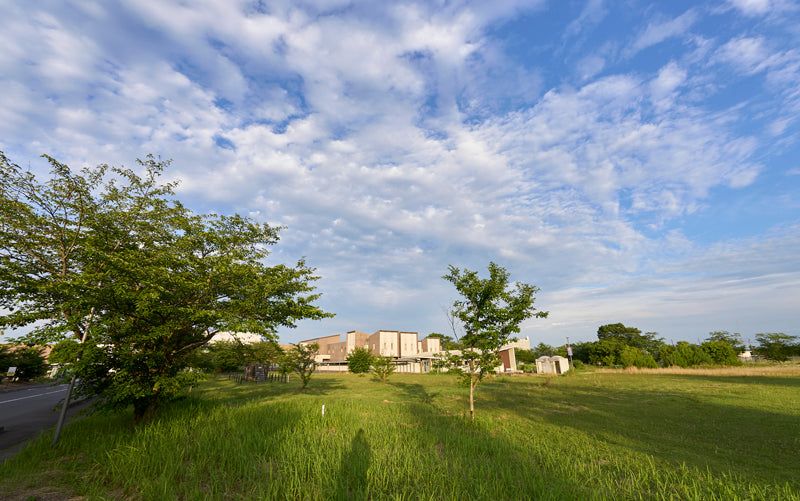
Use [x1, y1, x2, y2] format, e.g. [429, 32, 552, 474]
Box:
[665, 373, 800, 389]
[367, 379, 591, 500]
[479, 375, 800, 490]
[388, 381, 436, 404]
[335, 428, 371, 500]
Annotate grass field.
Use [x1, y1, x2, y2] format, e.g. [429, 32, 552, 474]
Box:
[2, 366, 799, 500]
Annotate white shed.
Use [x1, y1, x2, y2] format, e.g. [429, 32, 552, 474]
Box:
[535, 355, 570, 375]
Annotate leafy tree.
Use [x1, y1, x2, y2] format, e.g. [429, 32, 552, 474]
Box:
[754, 333, 798, 362]
[618, 345, 657, 369]
[441, 262, 547, 421]
[209, 341, 250, 372]
[705, 331, 745, 352]
[568, 341, 593, 364]
[531, 342, 556, 358]
[660, 342, 712, 368]
[514, 349, 537, 365]
[347, 346, 374, 374]
[595, 324, 664, 360]
[248, 340, 283, 368]
[0, 344, 14, 373]
[700, 340, 742, 366]
[0, 345, 49, 381]
[286, 343, 319, 389]
[1, 153, 331, 423]
[589, 338, 623, 366]
[371, 355, 396, 383]
[597, 323, 643, 345]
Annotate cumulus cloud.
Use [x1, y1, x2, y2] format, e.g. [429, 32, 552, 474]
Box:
[1, 0, 798, 344]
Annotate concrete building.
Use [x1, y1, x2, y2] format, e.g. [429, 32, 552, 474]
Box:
[299, 331, 535, 374]
[298, 330, 442, 373]
[536, 355, 570, 375]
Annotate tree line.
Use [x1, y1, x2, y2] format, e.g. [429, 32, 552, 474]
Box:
[513, 324, 799, 369]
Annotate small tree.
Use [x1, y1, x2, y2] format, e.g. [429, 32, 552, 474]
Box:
[287, 343, 319, 389]
[441, 262, 547, 421]
[371, 355, 396, 383]
[347, 346, 374, 374]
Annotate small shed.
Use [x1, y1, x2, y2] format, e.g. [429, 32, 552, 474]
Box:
[535, 355, 570, 375]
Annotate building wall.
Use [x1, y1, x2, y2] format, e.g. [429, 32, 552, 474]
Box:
[298, 330, 446, 372]
[209, 332, 263, 344]
[419, 336, 441, 354]
[399, 332, 418, 357]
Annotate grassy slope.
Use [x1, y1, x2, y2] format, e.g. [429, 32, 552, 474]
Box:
[1, 368, 798, 500]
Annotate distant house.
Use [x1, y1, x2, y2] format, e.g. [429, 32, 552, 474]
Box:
[536, 355, 570, 375]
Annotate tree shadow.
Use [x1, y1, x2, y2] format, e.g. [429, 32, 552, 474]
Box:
[388, 381, 435, 404]
[666, 373, 800, 389]
[334, 428, 371, 500]
[481, 376, 800, 490]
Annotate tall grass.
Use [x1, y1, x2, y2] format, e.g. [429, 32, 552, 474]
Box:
[2, 367, 798, 500]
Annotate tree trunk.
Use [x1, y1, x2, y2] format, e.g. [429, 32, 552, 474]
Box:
[133, 397, 159, 425]
[469, 377, 475, 421]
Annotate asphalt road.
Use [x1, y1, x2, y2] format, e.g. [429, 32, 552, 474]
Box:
[0, 383, 91, 461]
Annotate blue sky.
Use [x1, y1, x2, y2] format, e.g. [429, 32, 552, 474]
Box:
[1, 0, 799, 346]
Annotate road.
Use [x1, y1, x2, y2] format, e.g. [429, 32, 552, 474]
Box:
[0, 383, 91, 461]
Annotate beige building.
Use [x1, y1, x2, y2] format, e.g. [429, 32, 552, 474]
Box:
[298, 331, 531, 374]
[299, 330, 442, 373]
[209, 331, 263, 344]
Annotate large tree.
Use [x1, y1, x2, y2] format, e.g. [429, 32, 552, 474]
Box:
[596, 323, 664, 356]
[1, 152, 332, 423]
[442, 262, 547, 421]
[754, 333, 798, 362]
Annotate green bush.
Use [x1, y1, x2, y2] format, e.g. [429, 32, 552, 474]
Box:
[660, 342, 712, 368]
[619, 345, 658, 369]
[701, 340, 742, 366]
[347, 347, 374, 374]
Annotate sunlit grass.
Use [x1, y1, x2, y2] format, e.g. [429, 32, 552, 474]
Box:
[2, 367, 798, 500]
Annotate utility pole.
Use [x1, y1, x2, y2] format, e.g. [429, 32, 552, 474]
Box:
[565, 336, 573, 367]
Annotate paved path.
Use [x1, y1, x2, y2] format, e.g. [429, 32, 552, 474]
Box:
[0, 383, 91, 461]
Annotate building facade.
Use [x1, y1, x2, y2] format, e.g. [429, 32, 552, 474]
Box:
[299, 330, 443, 372]
[299, 331, 530, 374]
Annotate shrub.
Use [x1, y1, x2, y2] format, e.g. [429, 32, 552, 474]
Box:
[347, 347, 374, 374]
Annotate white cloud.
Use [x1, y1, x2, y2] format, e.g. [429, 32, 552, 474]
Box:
[715, 36, 770, 74]
[727, 0, 772, 16]
[1, 1, 798, 346]
[626, 9, 699, 58]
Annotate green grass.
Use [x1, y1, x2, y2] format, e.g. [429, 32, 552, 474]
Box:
[2, 368, 799, 500]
